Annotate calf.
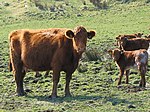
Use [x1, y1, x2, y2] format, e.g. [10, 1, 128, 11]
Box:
[108, 49, 148, 87]
[9, 26, 95, 98]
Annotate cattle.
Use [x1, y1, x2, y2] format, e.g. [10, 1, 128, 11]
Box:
[116, 37, 150, 51]
[116, 33, 143, 40]
[108, 49, 148, 87]
[9, 26, 96, 98]
[115, 33, 143, 46]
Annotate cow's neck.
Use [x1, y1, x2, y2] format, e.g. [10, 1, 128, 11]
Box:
[72, 38, 82, 59]
[71, 39, 82, 69]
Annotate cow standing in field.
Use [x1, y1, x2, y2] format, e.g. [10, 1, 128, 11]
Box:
[116, 33, 143, 40]
[115, 33, 143, 47]
[9, 26, 95, 98]
[108, 49, 148, 87]
[116, 37, 150, 51]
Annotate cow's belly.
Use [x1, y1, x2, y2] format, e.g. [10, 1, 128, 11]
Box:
[21, 49, 53, 71]
[125, 64, 138, 70]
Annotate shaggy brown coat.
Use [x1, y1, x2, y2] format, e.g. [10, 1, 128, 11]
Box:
[116, 33, 143, 40]
[116, 37, 150, 51]
[115, 33, 143, 46]
[9, 26, 95, 98]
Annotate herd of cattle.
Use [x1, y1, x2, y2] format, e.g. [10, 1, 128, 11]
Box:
[109, 33, 150, 88]
[8, 26, 150, 98]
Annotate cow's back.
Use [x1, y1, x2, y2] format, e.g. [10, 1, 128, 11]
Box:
[10, 28, 72, 71]
[124, 39, 149, 50]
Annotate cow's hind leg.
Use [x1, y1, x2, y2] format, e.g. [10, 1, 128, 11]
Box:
[15, 68, 26, 96]
[13, 60, 26, 96]
[118, 69, 124, 86]
[139, 66, 146, 87]
[125, 70, 130, 84]
[51, 69, 60, 99]
[65, 72, 72, 97]
[11, 53, 26, 96]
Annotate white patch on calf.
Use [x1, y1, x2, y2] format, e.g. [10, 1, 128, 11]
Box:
[140, 55, 147, 64]
[148, 43, 150, 56]
[135, 52, 148, 68]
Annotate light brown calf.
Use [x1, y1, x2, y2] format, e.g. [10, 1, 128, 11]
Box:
[108, 49, 148, 87]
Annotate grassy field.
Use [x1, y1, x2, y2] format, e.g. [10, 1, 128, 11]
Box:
[0, 0, 150, 112]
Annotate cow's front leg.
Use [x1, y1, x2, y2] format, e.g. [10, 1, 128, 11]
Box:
[51, 70, 60, 99]
[65, 72, 72, 97]
[118, 69, 124, 86]
[139, 66, 146, 87]
[125, 70, 130, 84]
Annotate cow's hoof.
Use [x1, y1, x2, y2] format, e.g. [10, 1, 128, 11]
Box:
[65, 93, 72, 97]
[16, 92, 26, 96]
[49, 95, 58, 99]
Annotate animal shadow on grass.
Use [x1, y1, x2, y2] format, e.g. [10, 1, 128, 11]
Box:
[117, 84, 148, 93]
[27, 94, 133, 106]
[27, 95, 103, 103]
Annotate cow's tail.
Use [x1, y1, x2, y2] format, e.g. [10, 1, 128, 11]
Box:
[8, 31, 14, 72]
[9, 58, 12, 72]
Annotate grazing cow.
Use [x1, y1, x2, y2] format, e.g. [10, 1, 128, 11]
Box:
[108, 49, 148, 87]
[116, 37, 150, 51]
[9, 26, 96, 98]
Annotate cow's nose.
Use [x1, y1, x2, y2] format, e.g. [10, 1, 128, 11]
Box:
[78, 47, 86, 53]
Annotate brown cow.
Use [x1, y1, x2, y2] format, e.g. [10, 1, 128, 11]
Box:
[108, 48, 148, 87]
[9, 26, 95, 98]
[116, 37, 150, 51]
[116, 33, 143, 40]
[115, 33, 143, 46]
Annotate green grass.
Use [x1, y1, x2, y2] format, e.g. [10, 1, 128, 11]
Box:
[0, 1, 150, 112]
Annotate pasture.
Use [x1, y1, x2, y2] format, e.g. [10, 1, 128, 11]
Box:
[0, 0, 150, 112]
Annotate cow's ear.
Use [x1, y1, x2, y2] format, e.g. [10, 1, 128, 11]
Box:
[87, 31, 96, 39]
[123, 37, 128, 41]
[116, 35, 121, 40]
[108, 50, 112, 55]
[114, 50, 121, 61]
[65, 30, 74, 39]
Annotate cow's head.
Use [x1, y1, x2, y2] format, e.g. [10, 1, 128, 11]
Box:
[116, 36, 127, 50]
[135, 33, 143, 37]
[65, 26, 95, 53]
[108, 49, 121, 61]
